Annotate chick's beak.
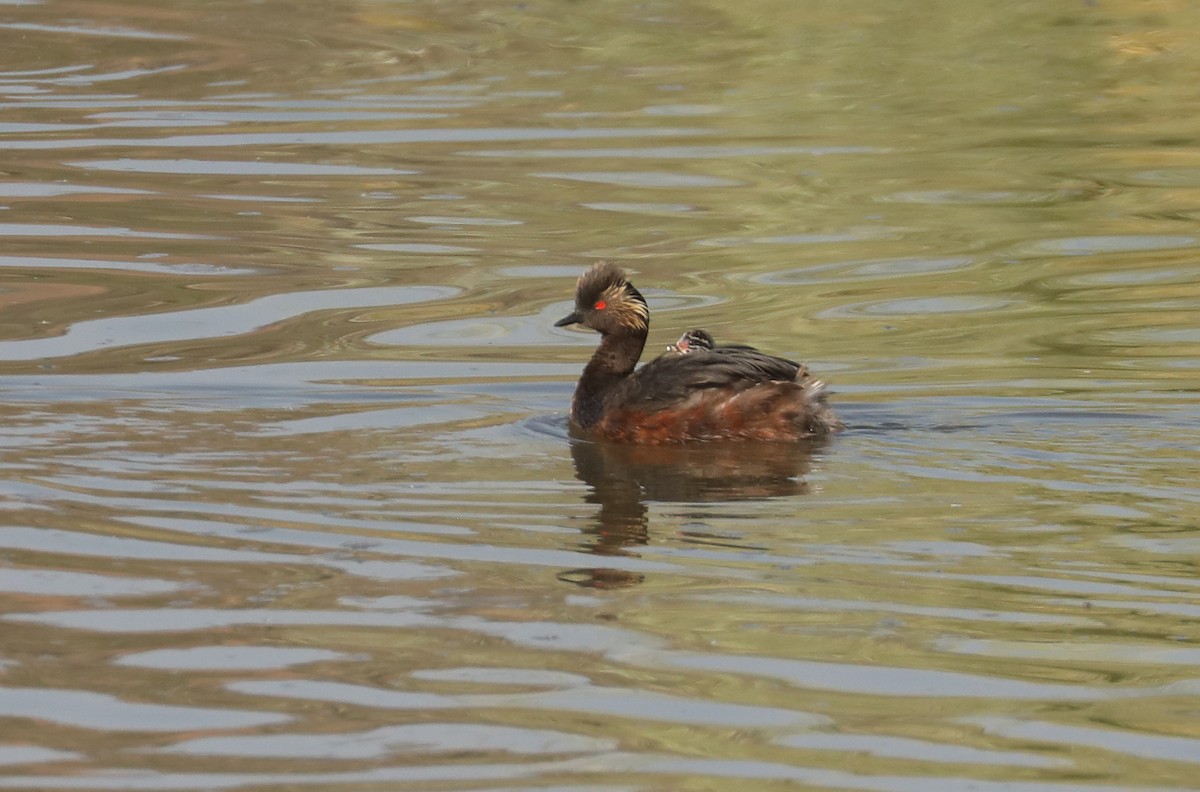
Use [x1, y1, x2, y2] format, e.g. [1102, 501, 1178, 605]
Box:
[554, 310, 583, 327]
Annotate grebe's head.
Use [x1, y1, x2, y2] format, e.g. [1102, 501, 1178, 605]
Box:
[554, 262, 649, 336]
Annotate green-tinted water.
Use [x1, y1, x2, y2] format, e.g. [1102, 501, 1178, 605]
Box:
[1, 0, 1198, 789]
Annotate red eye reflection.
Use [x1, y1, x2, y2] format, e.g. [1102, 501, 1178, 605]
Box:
[594, 300, 607, 310]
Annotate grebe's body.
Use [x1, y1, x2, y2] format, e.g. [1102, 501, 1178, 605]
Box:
[555, 263, 842, 443]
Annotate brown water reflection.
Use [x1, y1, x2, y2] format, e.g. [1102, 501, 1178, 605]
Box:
[2, 0, 1200, 789]
[567, 437, 825, 570]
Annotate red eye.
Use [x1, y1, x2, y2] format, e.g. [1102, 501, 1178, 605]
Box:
[594, 300, 607, 310]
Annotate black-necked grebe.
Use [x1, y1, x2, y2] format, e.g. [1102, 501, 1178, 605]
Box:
[554, 263, 843, 443]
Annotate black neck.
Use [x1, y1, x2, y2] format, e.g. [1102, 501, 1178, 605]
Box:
[571, 330, 647, 428]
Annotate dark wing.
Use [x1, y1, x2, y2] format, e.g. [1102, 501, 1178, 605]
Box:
[705, 344, 803, 370]
[626, 345, 806, 411]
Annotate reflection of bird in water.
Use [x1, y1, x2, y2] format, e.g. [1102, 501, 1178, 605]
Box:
[559, 435, 830, 589]
[554, 263, 843, 443]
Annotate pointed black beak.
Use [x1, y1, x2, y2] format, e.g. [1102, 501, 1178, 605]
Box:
[554, 310, 582, 327]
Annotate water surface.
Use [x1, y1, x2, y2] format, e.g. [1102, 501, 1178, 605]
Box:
[1, 1, 1199, 790]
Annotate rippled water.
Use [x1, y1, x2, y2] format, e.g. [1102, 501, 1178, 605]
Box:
[2, 0, 1199, 789]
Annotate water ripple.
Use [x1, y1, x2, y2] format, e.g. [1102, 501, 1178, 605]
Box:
[967, 717, 1200, 765]
[534, 171, 741, 188]
[0, 286, 458, 362]
[816, 295, 1014, 319]
[0, 222, 217, 239]
[229, 677, 828, 730]
[754, 256, 976, 284]
[4, 126, 711, 150]
[160, 723, 616, 759]
[117, 646, 347, 671]
[0, 254, 254, 275]
[72, 158, 415, 176]
[0, 21, 188, 41]
[0, 686, 288, 731]
[1017, 235, 1198, 256]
